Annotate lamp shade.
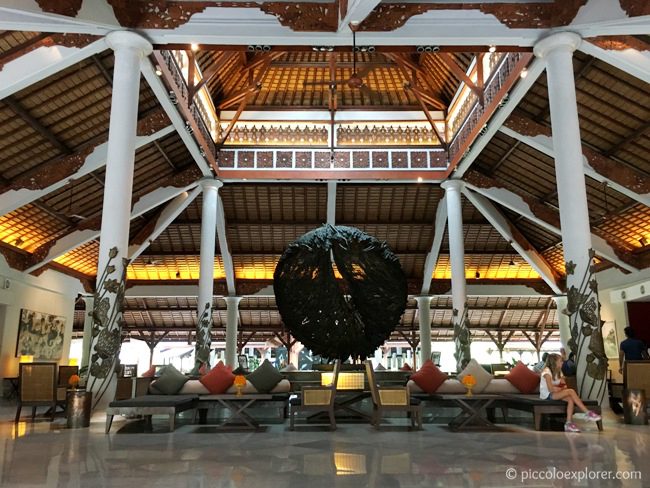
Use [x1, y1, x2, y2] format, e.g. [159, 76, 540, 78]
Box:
[19, 355, 33, 363]
[68, 358, 79, 366]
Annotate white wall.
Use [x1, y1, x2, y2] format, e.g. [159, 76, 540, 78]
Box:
[0, 256, 84, 378]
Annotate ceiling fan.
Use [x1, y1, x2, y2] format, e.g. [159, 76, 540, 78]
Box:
[303, 25, 381, 102]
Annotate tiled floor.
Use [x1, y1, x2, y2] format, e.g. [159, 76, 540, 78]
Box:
[0, 401, 648, 487]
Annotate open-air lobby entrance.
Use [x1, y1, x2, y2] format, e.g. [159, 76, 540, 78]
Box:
[0, 1, 649, 486]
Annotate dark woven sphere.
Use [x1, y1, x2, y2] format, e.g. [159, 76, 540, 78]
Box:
[273, 225, 407, 361]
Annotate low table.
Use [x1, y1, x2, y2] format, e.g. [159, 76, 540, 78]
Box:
[198, 394, 274, 430]
[105, 395, 199, 433]
[432, 394, 501, 431]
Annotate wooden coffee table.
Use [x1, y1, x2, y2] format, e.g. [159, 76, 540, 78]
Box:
[432, 393, 501, 431]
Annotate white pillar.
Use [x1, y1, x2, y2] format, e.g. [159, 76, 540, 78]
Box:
[192, 178, 222, 372]
[415, 296, 432, 368]
[553, 296, 571, 351]
[441, 180, 471, 371]
[535, 32, 607, 401]
[225, 296, 242, 368]
[88, 31, 151, 408]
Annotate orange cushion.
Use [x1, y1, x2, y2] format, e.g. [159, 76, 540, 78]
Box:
[505, 361, 540, 394]
[410, 359, 448, 393]
[199, 361, 234, 394]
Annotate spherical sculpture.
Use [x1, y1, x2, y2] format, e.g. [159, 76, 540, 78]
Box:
[274, 225, 407, 360]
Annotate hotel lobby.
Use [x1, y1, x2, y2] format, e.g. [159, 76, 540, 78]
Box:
[0, 1, 649, 486]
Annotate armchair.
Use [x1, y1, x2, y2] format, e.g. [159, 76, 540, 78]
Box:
[365, 361, 422, 430]
[15, 362, 58, 423]
[290, 360, 340, 430]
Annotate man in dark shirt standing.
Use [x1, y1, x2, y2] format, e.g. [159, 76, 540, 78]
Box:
[619, 327, 649, 373]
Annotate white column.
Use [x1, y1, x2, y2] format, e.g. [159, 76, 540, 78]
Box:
[553, 296, 571, 351]
[225, 296, 242, 368]
[88, 31, 151, 408]
[441, 179, 471, 371]
[535, 32, 607, 401]
[192, 178, 222, 372]
[415, 296, 432, 368]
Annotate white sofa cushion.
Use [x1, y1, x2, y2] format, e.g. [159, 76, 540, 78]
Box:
[482, 378, 521, 394]
[178, 379, 210, 395]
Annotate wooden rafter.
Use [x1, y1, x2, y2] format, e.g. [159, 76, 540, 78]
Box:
[437, 52, 484, 105]
[190, 52, 237, 99]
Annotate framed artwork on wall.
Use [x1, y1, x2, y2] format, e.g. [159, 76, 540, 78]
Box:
[15, 308, 66, 360]
[602, 321, 619, 359]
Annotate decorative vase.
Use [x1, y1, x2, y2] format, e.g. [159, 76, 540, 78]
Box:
[66, 389, 92, 428]
[235, 385, 243, 397]
[465, 385, 473, 397]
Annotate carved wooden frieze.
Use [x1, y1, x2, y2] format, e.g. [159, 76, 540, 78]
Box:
[261, 2, 338, 32]
[136, 109, 172, 136]
[106, 0, 212, 29]
[586, 35, 650, 51]
[360, 1, 588, 31]
[2, 146, 94, 192]
[619, 0, 650, 17]
[36, 0, 82, 17]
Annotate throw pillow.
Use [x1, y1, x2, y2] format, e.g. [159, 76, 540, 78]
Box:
[410, 359, 448, 393]
[247, 359, 283, 393]
[281, 362, 298, 372]
[505, 361, 541, 394]
[200, 361, 235, 394]
[457, 359, 493, 393]
[400, 363, 413, 371]
[141, 365, 156, 378]
[153, 364, 189, 394]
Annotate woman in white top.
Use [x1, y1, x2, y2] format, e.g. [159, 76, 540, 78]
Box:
[540, 353, 601, 432]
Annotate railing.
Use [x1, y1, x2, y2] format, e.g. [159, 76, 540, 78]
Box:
[448, 52, 526, 163]
[159, 50, 217, 160]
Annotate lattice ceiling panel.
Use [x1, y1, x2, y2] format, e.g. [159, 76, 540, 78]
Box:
[337, 184, 443, 223]
[221, 184, 327, 223]
[434, 254, 541, 280]
[227, 223, 316, 254]
[148, 222, 202, 254]
[355, 223, 433, 253]
[54, 240, 99, 275]
[441, 223, 511, 253]
[596, 203, 650, 252]
[128, 255, 225, 280]
[0, 203, 67, 252]
[234, 254, 280, 280]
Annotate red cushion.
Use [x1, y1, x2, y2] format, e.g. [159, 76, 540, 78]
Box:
[505, 361, 540, 394]
[141, 365, 156, 378]
[410, 359, 448, 393]
[199, 361, 234, 394]
[400, 363, 412, 371]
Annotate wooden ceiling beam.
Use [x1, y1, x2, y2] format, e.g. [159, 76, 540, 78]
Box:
[462, 187, 563, 294]
[0, 108, 174, 217]
[501, 112, 650, 207]
[3, 96, 72, 154]
[464, 169, 640, 272]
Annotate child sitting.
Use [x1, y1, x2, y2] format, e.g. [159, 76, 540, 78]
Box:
[539, 353, 601, 432]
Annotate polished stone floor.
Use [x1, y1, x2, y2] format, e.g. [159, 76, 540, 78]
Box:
[0, 401, 648, 487]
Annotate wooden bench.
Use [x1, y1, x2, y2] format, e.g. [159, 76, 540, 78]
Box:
[499, 394, 603, 431]
[105, 395, 198, 433]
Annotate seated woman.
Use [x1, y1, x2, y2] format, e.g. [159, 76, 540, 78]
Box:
[539, 353, 601, 432]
